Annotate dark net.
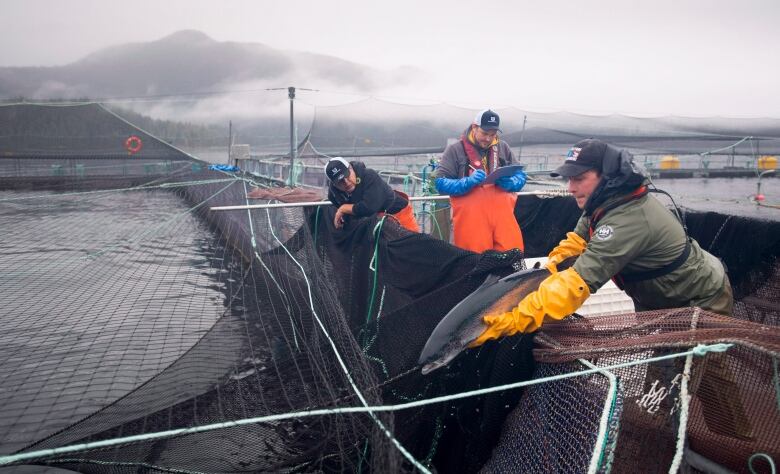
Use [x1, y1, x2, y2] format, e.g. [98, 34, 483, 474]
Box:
[0, 169, 540, 472]
[1, 102, 779, 473]
[484, 308, 780, 474]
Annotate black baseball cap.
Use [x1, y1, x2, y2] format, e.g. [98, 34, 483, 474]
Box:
[474, 109, 501, 132]
[325, 157, 350, 182]
[550, 139, 607, 178]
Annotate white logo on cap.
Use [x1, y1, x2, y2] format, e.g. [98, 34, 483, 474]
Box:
[566, 147, 582, 162]
[489, 117, 496, 123]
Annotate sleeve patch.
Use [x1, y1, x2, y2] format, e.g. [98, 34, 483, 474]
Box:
[594, 225, 615, 241]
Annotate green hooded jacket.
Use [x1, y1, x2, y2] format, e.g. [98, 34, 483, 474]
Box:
[571, 191, 733, 316]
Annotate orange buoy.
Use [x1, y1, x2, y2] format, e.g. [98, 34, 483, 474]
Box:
[125, 135, 143, 155]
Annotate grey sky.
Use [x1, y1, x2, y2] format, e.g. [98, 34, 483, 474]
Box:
[2, 0, 779, 117]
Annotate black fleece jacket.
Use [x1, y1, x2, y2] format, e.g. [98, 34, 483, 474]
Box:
[327, 161, 407, 217]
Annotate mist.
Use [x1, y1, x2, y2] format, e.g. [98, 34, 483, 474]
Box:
[2, 0, 779, 119]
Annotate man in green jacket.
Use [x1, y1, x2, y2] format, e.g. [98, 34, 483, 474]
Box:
[472, 138, 733, 346]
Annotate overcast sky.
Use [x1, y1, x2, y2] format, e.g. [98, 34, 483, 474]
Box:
[2, 0, 779, 117]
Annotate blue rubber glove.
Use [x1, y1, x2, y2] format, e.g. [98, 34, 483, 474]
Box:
[435, 169, 486, 196]
[495, 170, 527, 192]
[208, 164, 240, 172]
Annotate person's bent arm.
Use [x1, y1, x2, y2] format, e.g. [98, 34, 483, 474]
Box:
[334, 204, 354, 229]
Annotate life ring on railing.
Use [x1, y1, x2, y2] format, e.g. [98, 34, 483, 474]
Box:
[125, 135, 143, 155]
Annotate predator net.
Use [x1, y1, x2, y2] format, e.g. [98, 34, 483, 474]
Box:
[0, 103, 779, 473]
[278, 98, 780, 176]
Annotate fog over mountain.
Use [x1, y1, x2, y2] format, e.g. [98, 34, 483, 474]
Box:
[2, 29, 779, 155]
[0, 30, 419, 108]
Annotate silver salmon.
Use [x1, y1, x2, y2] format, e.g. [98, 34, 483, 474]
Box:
[418, 258, 575, 375]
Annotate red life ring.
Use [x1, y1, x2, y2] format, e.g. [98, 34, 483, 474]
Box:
[125, 135, 143, 155]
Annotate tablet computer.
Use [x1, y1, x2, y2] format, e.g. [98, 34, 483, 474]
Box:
[483, 164, 525, 184]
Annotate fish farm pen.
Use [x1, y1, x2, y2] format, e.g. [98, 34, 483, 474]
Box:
[0, 102, 779, 473]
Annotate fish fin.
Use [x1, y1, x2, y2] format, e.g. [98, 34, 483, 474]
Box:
[499, 266, 540, 284]
[421, 363, 437, 375]
[532, 261, 541, 269]
[477, 273, 501, 290]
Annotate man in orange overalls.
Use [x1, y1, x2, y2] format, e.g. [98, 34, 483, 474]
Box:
[434, 110, 527, 253]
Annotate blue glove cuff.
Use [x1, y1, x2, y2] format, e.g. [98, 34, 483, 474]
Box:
[435, 177, 476, 196]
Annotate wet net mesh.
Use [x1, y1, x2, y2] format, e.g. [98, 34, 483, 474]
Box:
[1, 103, 779, 473]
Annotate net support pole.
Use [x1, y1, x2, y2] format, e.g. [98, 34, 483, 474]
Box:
[228, 120, 233, 166]
[518, 114, 527, 159]
[288, 86, 296, 187]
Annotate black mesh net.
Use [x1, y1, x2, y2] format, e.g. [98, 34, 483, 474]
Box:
[1, 103, 779, 474]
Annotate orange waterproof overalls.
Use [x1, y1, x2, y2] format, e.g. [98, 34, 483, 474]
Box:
[450, 137, 523, 253]
[380, 190, 420, 233]
[451, 184, 523, 252]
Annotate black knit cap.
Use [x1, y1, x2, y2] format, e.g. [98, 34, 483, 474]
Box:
[550, 139, 607, 178]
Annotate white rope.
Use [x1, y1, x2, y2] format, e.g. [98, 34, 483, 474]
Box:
[262, 203, 431, 473]
[581, 359, 619, 474]
[700, 136, 753, 156]
[240, 183, 299, 351]
[669, 307, 700, 473]
[0, 343, 732, 467]
[749, 453, 777, 474]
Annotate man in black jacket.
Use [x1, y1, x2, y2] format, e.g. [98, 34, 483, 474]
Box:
[326, 157, 419, 232]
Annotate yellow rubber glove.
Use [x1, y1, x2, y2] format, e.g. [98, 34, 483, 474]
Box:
[470, 267, 591, 347]
[545, 232, 587, 273]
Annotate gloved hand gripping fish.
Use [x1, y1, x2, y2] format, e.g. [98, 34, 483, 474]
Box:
[418, 257, 578, 374]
